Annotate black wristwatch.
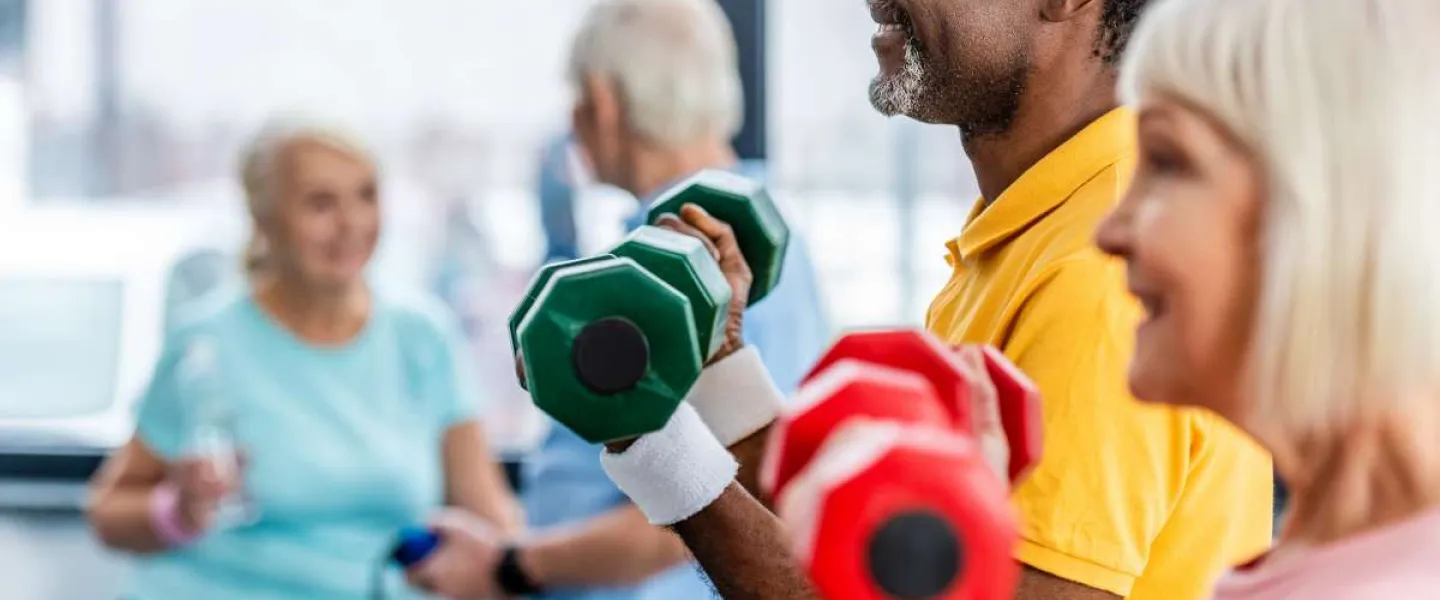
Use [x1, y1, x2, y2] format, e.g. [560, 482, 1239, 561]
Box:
[495, 545, 544, 597]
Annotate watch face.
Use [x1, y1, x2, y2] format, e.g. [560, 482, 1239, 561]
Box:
[498, 546, 543, 595]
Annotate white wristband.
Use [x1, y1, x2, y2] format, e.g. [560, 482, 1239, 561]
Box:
[600, 403, 739, 526]
[685, 345, 786, 446]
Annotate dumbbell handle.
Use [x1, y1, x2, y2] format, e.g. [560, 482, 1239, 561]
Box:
[389, 525, 440, 568]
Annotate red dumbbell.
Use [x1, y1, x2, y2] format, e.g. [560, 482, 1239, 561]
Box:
[760, 358, 956, 502]
[801, 329, 980, 432]
[765, 329, 1044, 502]
[780, 420, 1020, 600]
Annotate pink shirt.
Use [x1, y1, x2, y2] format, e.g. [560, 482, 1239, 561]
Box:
[1213, 508, 1440, 599]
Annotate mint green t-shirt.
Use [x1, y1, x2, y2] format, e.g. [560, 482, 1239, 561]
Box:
[126, 287, 481, 600]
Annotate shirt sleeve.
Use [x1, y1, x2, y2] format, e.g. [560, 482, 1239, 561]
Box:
[1128, 411, 1274, 599]
[1003, 257, 1188, 597]
[134, 335, 188, 460]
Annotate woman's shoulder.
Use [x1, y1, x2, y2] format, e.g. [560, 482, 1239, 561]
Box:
[1214, 508, 1440, 599]
[369, 285, 465, 346]
[165, 286, 250, 342]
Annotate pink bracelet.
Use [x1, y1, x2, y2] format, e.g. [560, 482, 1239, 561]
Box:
[149, 482, 203, 547]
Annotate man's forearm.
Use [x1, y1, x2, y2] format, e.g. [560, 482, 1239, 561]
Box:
[1016, 565, 1122, 600]
[727, 425, 774, 508]
[669, 483, 819, 600]
[518, 505, 691, 589]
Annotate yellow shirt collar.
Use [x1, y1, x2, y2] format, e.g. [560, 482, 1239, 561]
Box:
[946, 107, 1136, 263]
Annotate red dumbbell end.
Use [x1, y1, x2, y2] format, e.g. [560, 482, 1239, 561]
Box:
[802, 328, 981, 432]
[779, 421, 1021, 600]
[761, 359, 954, 500]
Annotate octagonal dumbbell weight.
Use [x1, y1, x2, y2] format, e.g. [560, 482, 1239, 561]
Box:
[801, 329, 988, 432]
[509, 254, 616, 357]
[511, 228, 731, 443]
[779, 421, 1021, 600]
[760, 358, 957, 502]
[645, 169, 790, 305]
[763, 328, 1044, 502]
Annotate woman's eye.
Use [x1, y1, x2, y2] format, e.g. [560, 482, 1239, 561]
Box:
[306, 191, 337, 211]
[1144, 148, 1185, 174]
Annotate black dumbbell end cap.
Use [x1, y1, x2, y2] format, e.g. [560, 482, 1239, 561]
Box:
[572, 317, 650, 395]
[867, 510, 963, 599]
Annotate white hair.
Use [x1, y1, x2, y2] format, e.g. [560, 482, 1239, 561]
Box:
[237, 118, 376, 273]
[568, 0, 744, 148]
[1122, 0, 1440, 435]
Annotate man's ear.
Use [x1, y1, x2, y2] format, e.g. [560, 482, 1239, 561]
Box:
[582, 73, 622, 135]
[1040, 0, 1101, 23]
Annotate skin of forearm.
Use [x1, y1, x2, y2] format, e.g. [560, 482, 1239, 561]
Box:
[88, 484, 168, 554]
[727, 425, 776, 510]
[519, 505, 692, 588]
[87, 446, 171, 555]
[670, 483, 819, 600]
[1015, 565, 1122, 600]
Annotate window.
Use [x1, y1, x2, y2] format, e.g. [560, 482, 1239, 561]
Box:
[0, 277, 124, 418]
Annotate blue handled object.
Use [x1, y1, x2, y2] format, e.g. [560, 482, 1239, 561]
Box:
[390, 525, 441, 567]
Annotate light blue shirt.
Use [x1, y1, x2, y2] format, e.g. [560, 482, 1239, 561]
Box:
[521, 161, 831, 600]
[536, 133, 582, 263]
[126, 287, 481, 600]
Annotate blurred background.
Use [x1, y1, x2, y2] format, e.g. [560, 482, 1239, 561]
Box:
[0, 0, 980, 597]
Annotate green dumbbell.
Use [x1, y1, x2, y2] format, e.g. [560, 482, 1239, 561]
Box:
[645, 169, 789, 306]
[508, 255, 616, 357]
[608, 226, 731, 359]
[512, 228, 732, 443]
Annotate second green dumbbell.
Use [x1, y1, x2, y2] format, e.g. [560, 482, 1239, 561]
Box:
[645, 169, 790, 306]
[512, 227, 732, 443]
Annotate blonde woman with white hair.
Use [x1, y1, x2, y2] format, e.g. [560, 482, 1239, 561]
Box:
[1096, 0, 1440, 596]
[86, 121, 520, 600]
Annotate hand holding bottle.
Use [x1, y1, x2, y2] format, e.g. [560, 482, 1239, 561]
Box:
[167, 456, 240, 534]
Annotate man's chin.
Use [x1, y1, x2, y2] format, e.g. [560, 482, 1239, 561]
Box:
[868, 78, 906, 117]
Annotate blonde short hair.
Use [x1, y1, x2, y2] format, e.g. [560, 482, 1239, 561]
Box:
[237, 119, 377, 274]
[567, 0, 744, 148]
[1121, 0, 1440, 435]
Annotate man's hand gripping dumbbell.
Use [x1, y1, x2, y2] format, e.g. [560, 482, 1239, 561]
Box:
[508, 170, 792, 494]
[510, 170, 813, 599]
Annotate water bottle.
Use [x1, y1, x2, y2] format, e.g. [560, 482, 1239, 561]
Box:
[178, 336, 257, 530]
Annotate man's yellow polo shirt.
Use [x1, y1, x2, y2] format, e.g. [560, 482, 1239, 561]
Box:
[926, 108, 1272, 599]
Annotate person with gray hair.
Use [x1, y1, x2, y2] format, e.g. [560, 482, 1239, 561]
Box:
[86, 120, 521, 600]
[403, 1, 830, 598]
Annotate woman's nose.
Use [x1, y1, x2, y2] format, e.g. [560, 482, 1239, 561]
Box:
[1094, 205, 1132, 259]
[339, 198, 374, 232]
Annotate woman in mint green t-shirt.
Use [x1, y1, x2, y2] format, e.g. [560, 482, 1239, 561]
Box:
[87, 121, 520, 600]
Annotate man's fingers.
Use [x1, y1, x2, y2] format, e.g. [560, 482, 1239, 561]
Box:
[679, 204, 743, 258]
[515, 353, 529, 391]
[954, 345, 1009, 482]
[955, 346, 1001, 427]
[655, 213, 722, 261]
